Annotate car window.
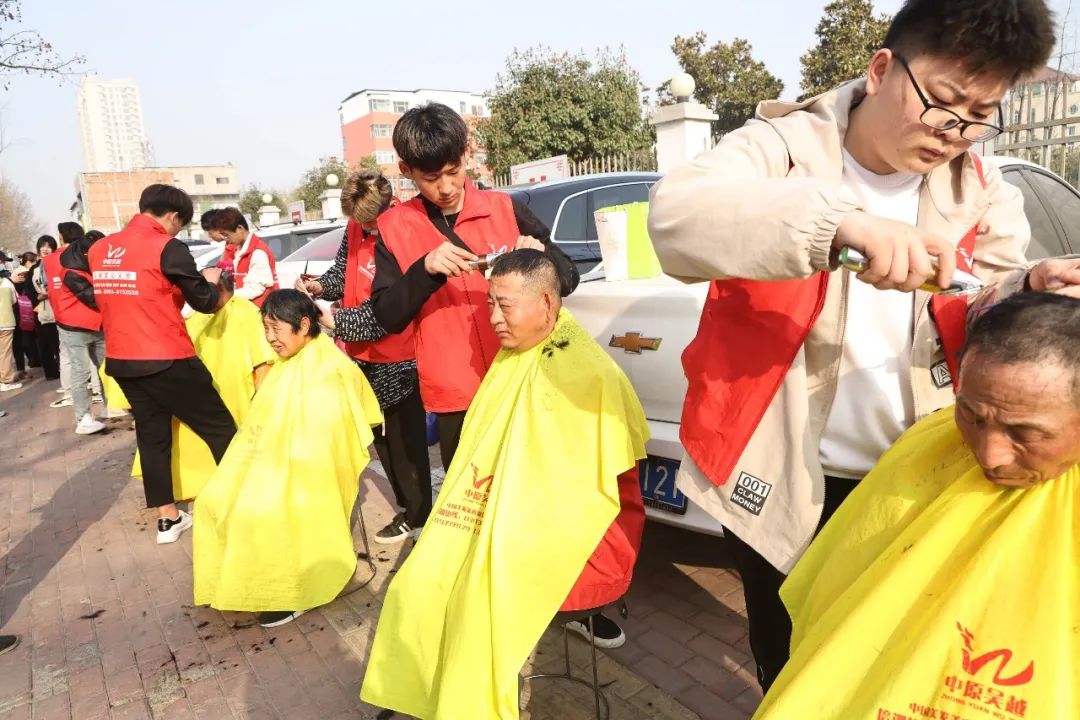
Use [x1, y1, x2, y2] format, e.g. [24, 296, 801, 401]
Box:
[586, 183, 652, 240]
[553, 193, 587, 242]
[283, 228, 346, 262]
[261, 234, 287, 259]
[1025, 170, 1080, 253]
[1001, 169, 1065, 260]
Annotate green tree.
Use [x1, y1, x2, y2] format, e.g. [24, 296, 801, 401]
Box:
[667, 33, 785, 139]
[238, 184, 283, 218]
[799, 0, 892, 99]
[477, 47, 654, 178]
[0, 177, 42, 253]
[358, 154, 380, 173]
[291, 156, 351, 215]
[0, 0, 84, 88]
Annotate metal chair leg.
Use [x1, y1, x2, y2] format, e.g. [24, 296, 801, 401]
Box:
[588, 614, 603, 720]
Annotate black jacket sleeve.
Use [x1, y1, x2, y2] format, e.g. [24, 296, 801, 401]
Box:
[161, 239, 219, 313]
[511, 198, 580, 297]
[370, 237, 446, 334]
[316, 231, 349, 302]
[63, 270, 97, 311]
[60, 237, 98, 310]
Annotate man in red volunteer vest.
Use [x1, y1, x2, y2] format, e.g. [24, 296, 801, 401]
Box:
[208, 207, 279, 307]
[648, 0, 1080, 691]
[44, 224, 107, 435]
[368, 104, 649, 645]
[88, 184, 237, 545]
[299, 169, 432, 544]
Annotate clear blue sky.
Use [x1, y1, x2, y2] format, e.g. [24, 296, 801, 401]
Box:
[0, 0, 1072, 233]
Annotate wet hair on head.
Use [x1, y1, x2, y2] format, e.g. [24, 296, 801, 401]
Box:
[883, 0, 1056, 81]
[963, 292, 1080, 397]
[392, 103, 468, 172]
[490, 249, 561, 297]
[260, 289, 321, 338]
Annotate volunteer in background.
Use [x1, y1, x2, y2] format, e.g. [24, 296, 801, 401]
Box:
[88, 184, 236, 545]
[301, 169, 431, 544]
[208, 207, 278, 307]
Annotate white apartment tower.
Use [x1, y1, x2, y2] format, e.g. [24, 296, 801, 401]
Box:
[78, 75, 151, 172]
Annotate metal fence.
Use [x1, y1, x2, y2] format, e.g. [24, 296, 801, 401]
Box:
[492, 149, 658, 188]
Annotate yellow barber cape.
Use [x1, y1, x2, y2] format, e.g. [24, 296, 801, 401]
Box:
[754, 408, 1080, 720]
[125, 297, 276, 500]
[99, 366, 129, 409]
[361, 309, 649, 720]
[192, 332, 382, 612]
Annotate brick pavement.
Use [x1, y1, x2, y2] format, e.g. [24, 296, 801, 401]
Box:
[0, 374, 762, 720]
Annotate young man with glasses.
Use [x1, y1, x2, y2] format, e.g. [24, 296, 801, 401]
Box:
[648, 0, 1080, 692]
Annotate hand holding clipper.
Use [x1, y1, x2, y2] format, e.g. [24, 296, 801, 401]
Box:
[839, 247, 983, 295]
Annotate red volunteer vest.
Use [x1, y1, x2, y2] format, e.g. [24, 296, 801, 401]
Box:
[343, 220, 416, 363]
[681, 153, 986, 489]
[377, 183, 517, 413]
[234, 234, 279, 308]
[561, 466, 645, 612]
[87, 214, 195, 361]
[43, 250, 102, 331]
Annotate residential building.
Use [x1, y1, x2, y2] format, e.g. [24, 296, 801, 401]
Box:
[77, 75, 152, 172]
[338, 89, 493, 199]
[998, 67, 1080, 173]
[76, 164, 240, 238]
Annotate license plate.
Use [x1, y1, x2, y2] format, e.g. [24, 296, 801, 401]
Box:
[640, 456, 687, 515]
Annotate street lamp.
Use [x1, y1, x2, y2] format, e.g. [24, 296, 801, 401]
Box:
[671, 73, 696, 103]
[262, 193, 273, 205]
[325, 173, 339, 188]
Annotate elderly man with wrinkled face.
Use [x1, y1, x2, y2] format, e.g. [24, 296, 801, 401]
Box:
[753, 292, 1080, 718]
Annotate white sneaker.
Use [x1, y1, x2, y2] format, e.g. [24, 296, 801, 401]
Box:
[156, 510, 193, 544]
[75, 414, 106, 435]
[104, 407, 129, 419]
[50, 396, 73, 408]
[56, 386, 67, 394]
[92, 393, 104, 404]
[0, 383, 22, 392]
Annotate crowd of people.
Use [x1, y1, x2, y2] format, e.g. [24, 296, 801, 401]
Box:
[3, 0, 1080, 717]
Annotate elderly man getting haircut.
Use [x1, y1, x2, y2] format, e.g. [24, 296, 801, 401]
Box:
[754, 292, 1080, 719]
[362, 249, 649, 720]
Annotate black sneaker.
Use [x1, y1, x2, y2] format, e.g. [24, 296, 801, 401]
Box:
[374, 514, 419, 545]
[0, 635, 19, 657]
[257, 610, 306, 628]
[565, 613, 626, 649]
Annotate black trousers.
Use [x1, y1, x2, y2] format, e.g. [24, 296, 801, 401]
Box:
[13, 327, 39, 371]
[723, 475, 860, 692]
[371, 389, 432, 527]
[35, 322, 60, 380]
[435, 410, 467, 473]
[116, 358, 237, 509]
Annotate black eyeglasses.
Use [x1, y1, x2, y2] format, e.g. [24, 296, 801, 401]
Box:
[895, 55, 1005, 143]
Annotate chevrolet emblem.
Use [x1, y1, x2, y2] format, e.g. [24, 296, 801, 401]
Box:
[609, 332, 662, 354]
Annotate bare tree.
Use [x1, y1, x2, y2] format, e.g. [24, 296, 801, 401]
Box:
[0, 177, 43, 253]
[0, 0, 84, 88]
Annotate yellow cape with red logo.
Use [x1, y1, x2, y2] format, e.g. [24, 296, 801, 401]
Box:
[754, 408, 1080, 720]
[360, 309, 648, 720]
[105, 297, 277, 500]
[192, 332, 382, 612]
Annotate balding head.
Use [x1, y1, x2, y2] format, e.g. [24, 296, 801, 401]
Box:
[487, 249, 562, 352]
[956, 293, 1080, 487]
